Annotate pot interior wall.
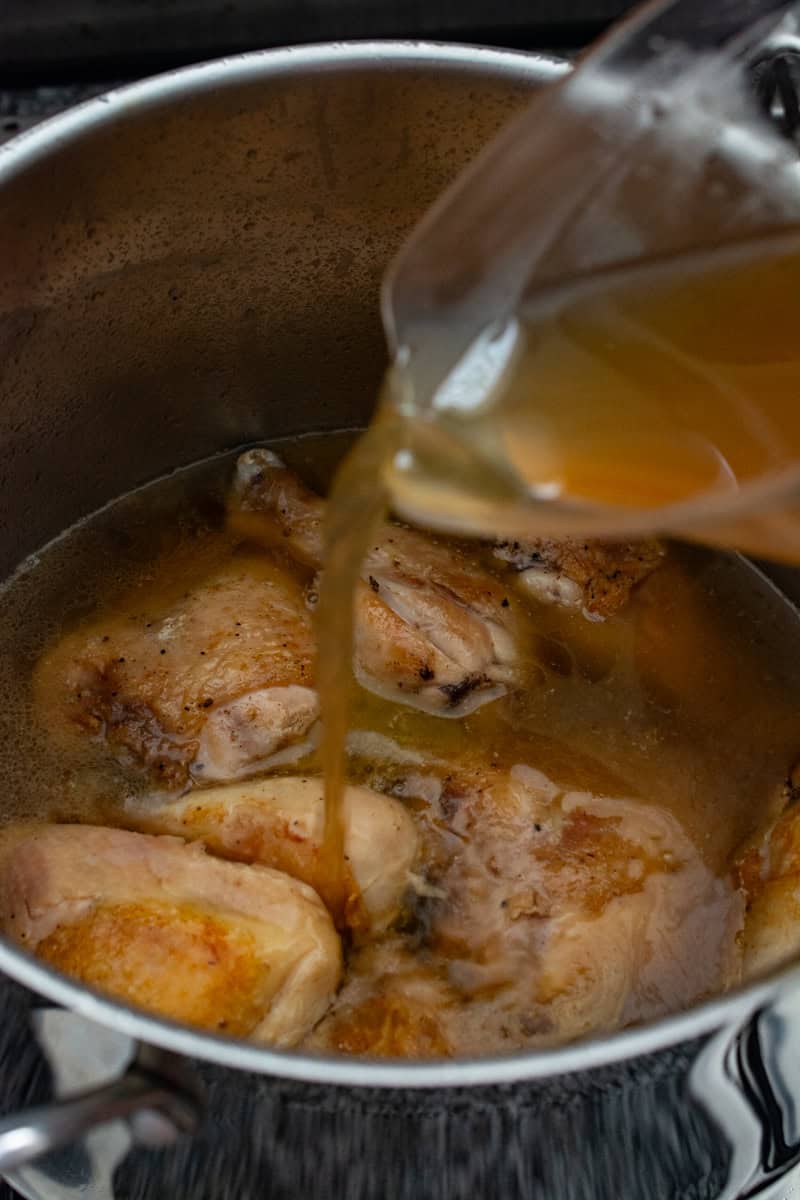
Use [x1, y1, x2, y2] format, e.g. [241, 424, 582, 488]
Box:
[0, 51, 556, 576]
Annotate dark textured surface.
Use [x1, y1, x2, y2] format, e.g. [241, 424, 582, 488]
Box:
[0, 982, 53, 1200]
[0, 977, 734, 1200]
[0, 83, 119, 145]
[0, 2, 623, 80]
[112, 1058, 731, 1200]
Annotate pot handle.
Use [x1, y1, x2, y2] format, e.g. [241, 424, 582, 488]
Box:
[0, 1062, 201, 1174]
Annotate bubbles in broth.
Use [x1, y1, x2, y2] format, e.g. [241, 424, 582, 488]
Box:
[1, 430, 800, 1056]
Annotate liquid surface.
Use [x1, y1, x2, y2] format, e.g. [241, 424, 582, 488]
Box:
[383, 232, 800, 559]
[3, 434, 800, 1056]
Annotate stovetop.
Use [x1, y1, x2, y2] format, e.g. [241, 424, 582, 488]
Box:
[0, 83, 120, 147]
[0, 1, 622, 82]
[0, 0, 620, 147]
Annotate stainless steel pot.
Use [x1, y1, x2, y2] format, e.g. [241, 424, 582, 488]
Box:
[1, 41, 800, 1200]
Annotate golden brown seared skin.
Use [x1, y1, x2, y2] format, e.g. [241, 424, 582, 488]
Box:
[229, 449, 521, 715]
[306, 939, 455, 1058]
[34, 554, 319, 789]
[124, 775, 418, 934]
[0, 823, 341, 1044]
[494, 537, 665, 617]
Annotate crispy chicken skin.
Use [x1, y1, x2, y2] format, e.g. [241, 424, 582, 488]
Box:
[306, 939, 454, 1058]
[34, 555, 318, 789]
[494, 537, 665, 617]
[124, 775, 418, 934]
[229, 449, 521, 714]
[0, 824, 341, 1044]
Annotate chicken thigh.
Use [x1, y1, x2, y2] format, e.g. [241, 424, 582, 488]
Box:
[321, 753, 741, 1056]
[34, 552, 318, 790]
[434, 764, 740, 1044]
[0, 824, 341, 1045]
[229, 449, 521, 714]
[124, 775, 418, 934]
[494, 536, 665, 617]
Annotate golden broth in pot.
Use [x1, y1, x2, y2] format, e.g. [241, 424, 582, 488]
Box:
[1, 429, 799, 1056]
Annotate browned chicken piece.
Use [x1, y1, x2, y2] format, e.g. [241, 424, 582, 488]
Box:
[735, 790, 800, 979]
[229, 449, 521, 714]
[34, 554, 319, 790]
[306, 939, 455, 1058]
[386, 761, 741, 1052]
[494, 537, 665, 618]
[124, 775, 418, 934]
[0, 824, 341, 1045]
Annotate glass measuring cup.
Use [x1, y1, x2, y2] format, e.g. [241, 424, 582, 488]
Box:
[380, 0, 800, 560]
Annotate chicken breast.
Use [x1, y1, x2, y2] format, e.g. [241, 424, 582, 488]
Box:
[494, 537, 665, 617]
[229, 449, 521, 714]
[34, 553, 319, 789]
[736, 794, 800, 979]
[124, 775, 418, 934]
[0, 824, 341, 1045]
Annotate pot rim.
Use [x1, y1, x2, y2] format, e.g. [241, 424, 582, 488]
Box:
[0, 39, 567, 182]
[0, 38, 793, 1089]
